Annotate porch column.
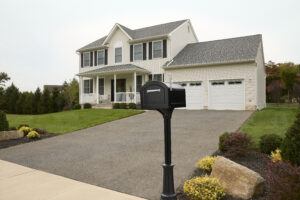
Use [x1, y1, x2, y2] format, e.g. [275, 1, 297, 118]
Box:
[133, 71, 137, 104]
[114, 74, 117, 103]
[96, 75, 99, 104]
[79, 76, 82, 104]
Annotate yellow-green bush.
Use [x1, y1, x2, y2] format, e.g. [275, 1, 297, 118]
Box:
[271, 149, 282, 163]
[18, 126, 32, 135]
[183, 176, 225, 200]
[26, 130, 40, 139]
[196, 156, 216, 172]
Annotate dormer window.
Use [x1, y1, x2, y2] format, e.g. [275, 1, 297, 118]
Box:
[115, 47, 122, 63]
[83, 52, 90, 67]
[153, 41, 162, 58]
[133, 44, 143, 61]
[97, 50, 105, 65]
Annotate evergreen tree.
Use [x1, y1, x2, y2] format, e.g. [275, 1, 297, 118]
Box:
[15, 92, 25, 114]
[4, 83, 20, 113]
[41, 88, 51, 113]
[0, 110, 9, 131]
[51, 88, 60, 112]
[22, 92, 34, 114]
[33, 87, 42, 114]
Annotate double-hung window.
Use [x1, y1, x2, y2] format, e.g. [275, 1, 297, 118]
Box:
[98, 78, 104, 95]
[83, 52, 90, 67]
[115, 47, 122, 63]
[149, 74, 163, 82]
[97, 50, 105, 65]
[133, 44, 143, 61]
[136, 75, 142, 92]
[153, 41, 162, 58]
[83, 79, 93, 94]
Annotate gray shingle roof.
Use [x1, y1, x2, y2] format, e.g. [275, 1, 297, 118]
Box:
[77, 20, 187, 52]
[77, 64, 150, 76]
[165, 34, 262, 68]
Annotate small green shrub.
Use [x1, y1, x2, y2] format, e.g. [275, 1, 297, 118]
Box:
[119, 103, 127, 109]
[33, 128, 48, 135]
[26, 130, 40, 139]
[183, 176, 225, 200]
[128, 103, 136, 109]
[0, 110, 9, 131]
[196, 156, 216, 172]
[18, 126, 33, 136]
[73, 104, 81, 110]
[112, 103, 120, 109]
[259, 134, 282, 154]
[83, 103, 92, 109]
[219, 132, 230, 152]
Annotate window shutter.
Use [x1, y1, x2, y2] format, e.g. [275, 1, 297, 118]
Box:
[105, 49, 108, 65]
[163, 39, 167, 58]
[94, 51, 97, 66]
[90, 79, 93, 93]
[80, 53, 83, 67]
[143, 43, 147, 60]
[130, 45, 133, 62]
[90, 52, 93, 66]
[148, 74, 152, 81]
[148, 42, 152, 60]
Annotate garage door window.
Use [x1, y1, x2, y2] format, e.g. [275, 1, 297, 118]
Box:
[211, 81, 224, 85]
[190, 82, 201, 86]
[228, 80, 242, 85]
[179, 83, 187, 87]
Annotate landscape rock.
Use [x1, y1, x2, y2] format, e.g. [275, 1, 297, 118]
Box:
[211, 156, 265, 200]
[0, 130, 24, 141]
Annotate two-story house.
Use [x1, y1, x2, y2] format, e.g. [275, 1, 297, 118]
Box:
[76, 19, 266, 110]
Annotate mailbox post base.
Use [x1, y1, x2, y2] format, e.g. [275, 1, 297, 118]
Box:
[161, 164, 176, 200]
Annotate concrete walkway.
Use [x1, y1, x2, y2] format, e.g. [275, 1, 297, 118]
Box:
[0, 159, 145, 200]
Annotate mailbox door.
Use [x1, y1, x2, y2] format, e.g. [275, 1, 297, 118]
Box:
[141, 82, 169, 109]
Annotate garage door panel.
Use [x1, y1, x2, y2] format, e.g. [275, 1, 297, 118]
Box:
[179, 82, 204, 110]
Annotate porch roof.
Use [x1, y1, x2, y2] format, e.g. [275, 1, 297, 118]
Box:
[77, 64, 150, 77]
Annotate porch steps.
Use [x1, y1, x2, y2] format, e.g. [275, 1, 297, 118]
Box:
[92, 103, 113, 109]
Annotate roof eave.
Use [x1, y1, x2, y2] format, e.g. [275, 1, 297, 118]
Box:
[76, 45, 108, 53]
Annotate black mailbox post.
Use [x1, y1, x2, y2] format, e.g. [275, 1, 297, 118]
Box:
[140, 81, 186, 200]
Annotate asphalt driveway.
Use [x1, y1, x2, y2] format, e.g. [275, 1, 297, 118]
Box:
[0, 110, 252, 200]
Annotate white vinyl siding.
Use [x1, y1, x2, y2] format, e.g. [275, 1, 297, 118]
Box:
[97, 50, 105, 65]
[83, 52, 90, 67]
[83, 79, 93, 94]
[115, 47, 122, 63]
[153, 41, 162, 58]
[133, 44, 143, 61]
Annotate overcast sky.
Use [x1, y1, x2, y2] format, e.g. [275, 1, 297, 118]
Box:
[0, 0, 299, 91]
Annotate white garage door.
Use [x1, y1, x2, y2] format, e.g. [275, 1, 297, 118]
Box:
[209, 80, 245, 110]
[179, 82, 204, 110]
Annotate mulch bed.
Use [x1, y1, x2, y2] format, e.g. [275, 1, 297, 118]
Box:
[176, 150, 270, 200]
[0, 133, 55, 149]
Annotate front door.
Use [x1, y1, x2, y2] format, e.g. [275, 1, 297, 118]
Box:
[111, 79, 126, 101]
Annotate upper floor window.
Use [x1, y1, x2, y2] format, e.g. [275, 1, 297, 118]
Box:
[133, 44, 143, 61]
[97, 50, 105, 65]
[153, 41, 162, 58]
[115, 47, 122, 63]
[83, 79, 93, 93]
[83, 52, 90, 67]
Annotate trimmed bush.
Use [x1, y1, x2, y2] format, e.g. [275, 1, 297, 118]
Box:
[259, 134, 283, 154]
[281, 111, 300, 165]
[112, 103, 120, 109]
[183, 176, 225, 200]
[119, 103, 127, 109]
[83, 103, 92, 109]
[0, 110, 9, 131]
[128, 103, 136, 109]
[220, 132, 252, 158]
[18, 126, 32, 136]
[219, 132, 230, 152]
[26, 130, 40, 139]
[196, 156, 216, 172]
[73, 104, 81, 110]
[17, 124, 29, 129]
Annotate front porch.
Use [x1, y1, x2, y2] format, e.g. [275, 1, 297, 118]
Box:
[78, 64, 150, 105]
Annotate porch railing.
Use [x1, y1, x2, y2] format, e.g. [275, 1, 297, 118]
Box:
[115, 92, 140, 103]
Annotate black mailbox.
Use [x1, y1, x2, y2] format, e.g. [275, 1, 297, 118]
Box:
[140, 81, 186, 109]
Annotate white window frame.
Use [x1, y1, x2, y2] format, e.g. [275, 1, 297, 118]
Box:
[152, 40, 163, 59]
[83, 52, 90, 67]
[97, 50, 105, 66]
[83, 79, 93, 94]
[133, 43, 143, 61]
[115, 47, 122, 63]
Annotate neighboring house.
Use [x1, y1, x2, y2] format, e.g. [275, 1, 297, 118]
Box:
[76, 19, 266, 110]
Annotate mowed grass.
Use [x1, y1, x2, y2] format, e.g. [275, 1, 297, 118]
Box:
[7, 109, 143, 134]
[240, 105, 298, 145]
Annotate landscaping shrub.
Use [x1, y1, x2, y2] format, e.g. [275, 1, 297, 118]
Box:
[17, 124, 29, 129]
[18, 126, 32, 136]
[183, 176, 225, 200]
[281, 111, 300, 165]
[220, 132, 252, 158]
[128, 103, 136, 109]
[266, 160, 300, 200]
[259, 134, 283, 154]
[218, 132, 230, 152]
[196, 156, 216, 172]
[83, 103, 92, 109]
[73, 104, 81, 110]
[0, 110, 9, 131]
[119, 103, 127, 109]
[271, 149, 282, 163]
[26, 130, 40, 139]
[112, 103, 120, 109]
[33, 128, 48, 135]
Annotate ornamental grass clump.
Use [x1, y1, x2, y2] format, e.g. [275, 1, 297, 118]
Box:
[26, 130, 40, 139]
[196, 156, 216, 172]
[183, 176, 225, 200]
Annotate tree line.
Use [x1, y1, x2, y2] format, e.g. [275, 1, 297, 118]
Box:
[0, 72, 79, 114]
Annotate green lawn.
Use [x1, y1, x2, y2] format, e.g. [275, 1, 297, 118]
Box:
[7, 109, 143, 134]
[240, 105, 298, 145]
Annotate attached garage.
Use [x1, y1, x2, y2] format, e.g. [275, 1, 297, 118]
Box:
[208, 80, 245, 110]
[179, 82, 204, 110]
